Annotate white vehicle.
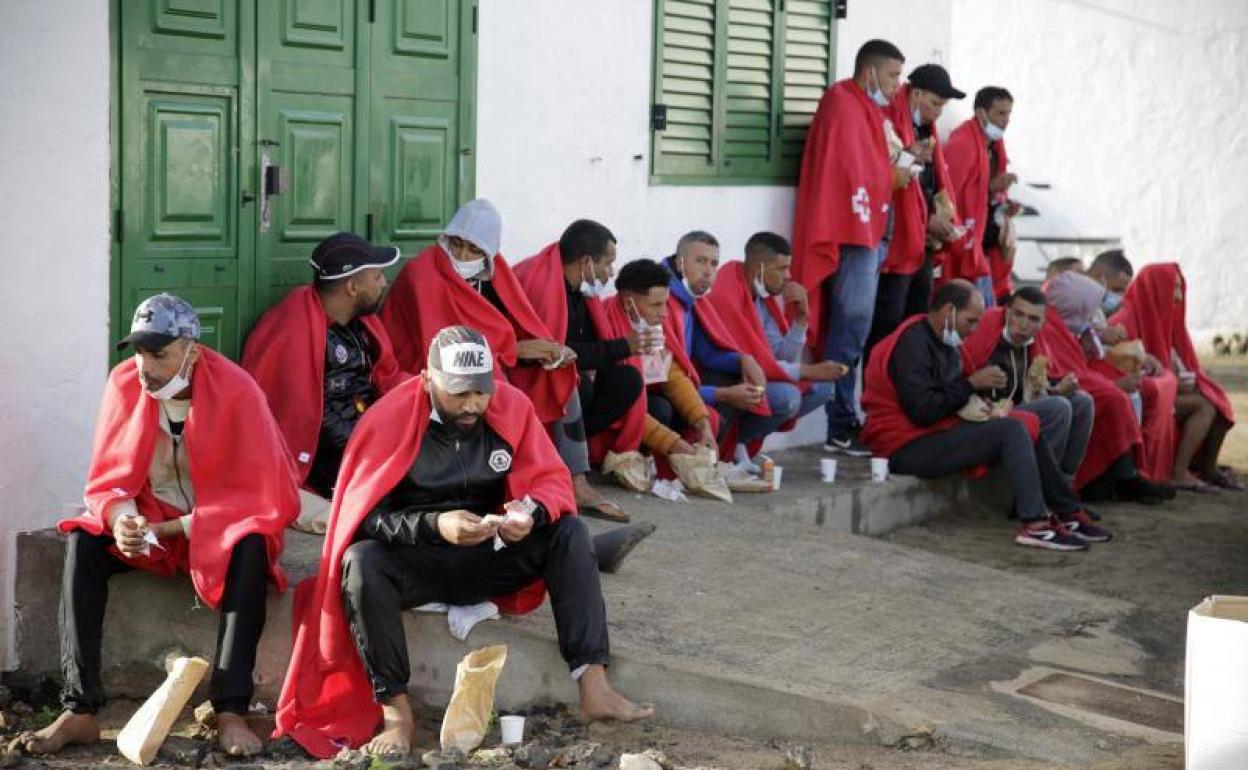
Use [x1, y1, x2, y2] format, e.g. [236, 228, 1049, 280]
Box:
[1008, 175, 1121, 289]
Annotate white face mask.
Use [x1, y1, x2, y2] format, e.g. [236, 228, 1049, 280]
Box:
[868, 68, 890, 107]
[677, 256, 709, 300]
[451, 255, 487, 280]
[981, 118, 1005, 143]
[1102, 290, 1124, 316]
[142, 343, 195, 401]
[943, 310, 962, 348]
[912, 106, 923, 126]
[580, 259, 607, 298]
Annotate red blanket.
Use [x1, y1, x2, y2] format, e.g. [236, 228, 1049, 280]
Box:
[1110, 262, 1233, 479]
[705, 262, 805, 388]
[882, 86, 955, 275]
[1037, 306, 1141, 487]
[380, 244, 576, 424]
[59, 349, 299, 608]
[242, 285, 410, 486]
[939, 118, 998, 284]
[514, 243, 646, 458]
[274, 376, 575, 758]
[863, 314, 1038, 462]
[791, 79, 894, 354]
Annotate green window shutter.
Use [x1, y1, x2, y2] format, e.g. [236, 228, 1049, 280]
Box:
[778, 0, 836, 179]
[721, 0, 775, 178]
[651, 0, 835, 185]
[651, 0, 718, 178]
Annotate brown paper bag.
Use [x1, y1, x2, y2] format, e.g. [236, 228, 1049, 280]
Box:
[116, 656, 210, 765]
[670, 447, 733, 503]
[440, 645, 508, 753]
[1024, 355, 1049, 403]
[1107, 340, 1146, 374]
[602, 450, 651, 493]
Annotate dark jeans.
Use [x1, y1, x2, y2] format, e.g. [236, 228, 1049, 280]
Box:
[889, 418, 1082, 521]
[60, 531, 268, 716]
[578, 363, 644, 438]
[822, 240, 889, 439]
[866, 255, 934, 360]
[341, 516, 609, 701]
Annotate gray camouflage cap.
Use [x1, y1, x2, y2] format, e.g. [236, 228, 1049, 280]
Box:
[116, 293, 201, 351]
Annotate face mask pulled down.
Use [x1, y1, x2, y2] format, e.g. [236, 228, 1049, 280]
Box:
[142, 343, 195, 401]
[580, 260, 607, 298]
[943, 310, 962, 348]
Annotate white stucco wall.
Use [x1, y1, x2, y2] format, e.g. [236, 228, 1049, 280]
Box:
[0, 0, 112, 666]
[475, 0, 950, 447]
[949, 0, 1248, 334]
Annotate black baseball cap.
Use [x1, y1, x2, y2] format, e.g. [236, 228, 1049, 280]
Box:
[908, 64, 965, 100]
[427, 326, 496, 395]
[310, 232, 400, 280]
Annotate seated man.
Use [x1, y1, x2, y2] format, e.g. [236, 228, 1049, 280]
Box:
[21, 294, 299, 758]
[1112, 263, 1238, 491]
[243, 232, 409, 532]
[962, 287, 1098, 490]
[275, 327, 653, 760]
[706, 232, 849, 443]
[663, 231, 794, 457]
[1043, 269, 1175, 503]
[610, 258, 719, 458]
[382, 199, 624, 521]
[514, 220, 647, 475]
[861, 280, 1103, 550]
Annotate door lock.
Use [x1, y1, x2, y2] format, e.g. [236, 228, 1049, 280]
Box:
[264, 165, 287, 196]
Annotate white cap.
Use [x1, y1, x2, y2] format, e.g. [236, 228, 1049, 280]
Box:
[444, 199, 502, 257]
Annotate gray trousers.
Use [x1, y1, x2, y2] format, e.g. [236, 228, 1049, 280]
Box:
[1016, 392, 1095, 480]
[553, 389, 591, 476]
[889, 417, 1082, 521]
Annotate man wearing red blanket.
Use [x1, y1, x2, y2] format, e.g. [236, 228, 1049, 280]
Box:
[942, 86, 1020, 306]
[382, 200, 623, 520]
[243, 233, 409, 532]
[860, 281, 1092, 551]
[274, 327, 652, 759]
[792, 39, 905, 456]
[23, 295, 299, 759]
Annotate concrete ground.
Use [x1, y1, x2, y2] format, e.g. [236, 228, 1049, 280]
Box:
[7, 369, 1245, 769]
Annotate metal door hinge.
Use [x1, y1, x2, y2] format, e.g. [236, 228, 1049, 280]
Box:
[472, 5, 478, 33]
[114, 209, 124, 243]
[368, 0, 376, 23]
[365, 213, 374, 241]
[651, 104, 667, 131]
[835, 0, 848, 19]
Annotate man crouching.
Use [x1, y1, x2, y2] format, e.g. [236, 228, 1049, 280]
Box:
[275, 326, 653, 760]
[16, 294, 299, 758]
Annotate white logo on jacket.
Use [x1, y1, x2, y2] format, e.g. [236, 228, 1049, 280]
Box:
[489, 449, 512, 473]
[852, 187, 871, 224]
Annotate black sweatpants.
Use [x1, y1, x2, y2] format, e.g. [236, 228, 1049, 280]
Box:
[578, 363, 644, 438]
[889, 418, 1082, 521]
[866, 255, 933, 361]
[341, 516, 609, 701]
[59, 531, 268, 716]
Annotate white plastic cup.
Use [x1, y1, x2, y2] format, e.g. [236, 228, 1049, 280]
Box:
[870, 457, 889, 483]
[772, 466, 784, 491]
[820, 458, 838, 483]
[499, 715, 525, 745]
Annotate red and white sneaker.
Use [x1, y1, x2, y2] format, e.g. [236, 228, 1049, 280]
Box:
[1014, 515, 1089, 551]
[1058, 509, 1113, 543]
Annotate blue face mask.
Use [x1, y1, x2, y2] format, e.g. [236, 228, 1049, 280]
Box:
[943, 311, 962, 348]
[1102, 290, 1124, 316]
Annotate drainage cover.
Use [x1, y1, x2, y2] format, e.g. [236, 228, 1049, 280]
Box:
[1017, 672, 1182, 734]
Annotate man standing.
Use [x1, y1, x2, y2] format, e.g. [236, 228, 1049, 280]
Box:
[943, 86, 1019, 306]
[276, 327, 652, 760]
[792, 39, 904, 456]
[869, 64, 965, 352]
[513, 220, 647, 475]
[382, 200, 624, 521]
[861, 281, 1106, 550]
[20, 295, 299, 758]
[243, 233, 408, 532]
[705, 232, 848, 438]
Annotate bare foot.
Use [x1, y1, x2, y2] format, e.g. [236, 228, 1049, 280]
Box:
[216, 712, 263, 757]
[364, 694, 414, 757]
[574, 475, 629, 522]
[578, 664, 655, 723]
[12, 710, 100, 755]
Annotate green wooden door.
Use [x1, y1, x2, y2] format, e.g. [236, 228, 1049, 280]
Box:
[116, 0, 253, 358]
[113, 0, 477, 360]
